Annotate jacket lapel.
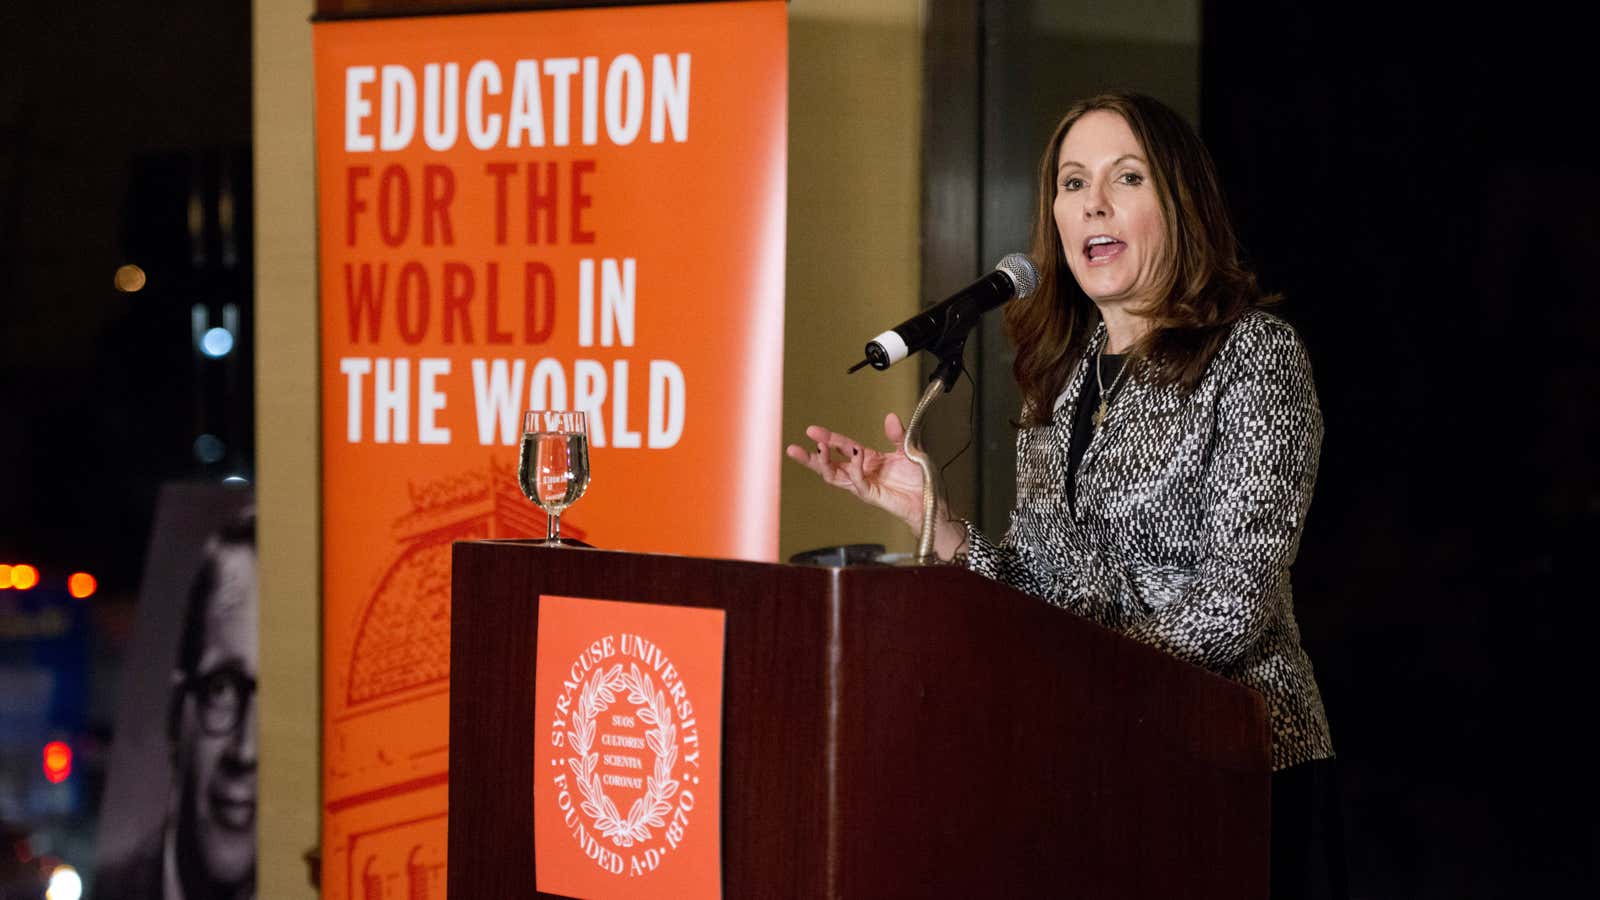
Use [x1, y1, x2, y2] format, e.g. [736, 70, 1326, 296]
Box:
[1073, 324, 1113, 480]
[1053, 322, 1105, 420]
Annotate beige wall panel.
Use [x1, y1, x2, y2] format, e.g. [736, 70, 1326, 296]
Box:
[253, 1, 320, 897]
[781, 0, 924, 561]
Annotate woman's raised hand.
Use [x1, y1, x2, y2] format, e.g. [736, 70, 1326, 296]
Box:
[784, 412, 926, 533]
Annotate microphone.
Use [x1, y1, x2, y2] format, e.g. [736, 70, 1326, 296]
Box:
[850, 253, 1039, 373]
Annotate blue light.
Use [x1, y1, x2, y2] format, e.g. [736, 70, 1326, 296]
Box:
[193, 434, 226, 464]
[222, 475, 250, 487]
[200, 327, 235, 358]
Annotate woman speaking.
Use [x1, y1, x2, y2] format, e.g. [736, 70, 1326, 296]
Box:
[787, 92, 1341, 897]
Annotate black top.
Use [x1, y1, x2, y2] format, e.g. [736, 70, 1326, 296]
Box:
[1067, 352, 1126, 508]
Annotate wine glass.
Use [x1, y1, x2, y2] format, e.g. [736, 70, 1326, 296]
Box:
[517, 410, 592, 545]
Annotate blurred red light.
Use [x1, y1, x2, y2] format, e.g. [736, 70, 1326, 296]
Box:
[11, 564, 39, 590]
[43, 742, 72, 783]
[68, 573, 97, 599]
[0, 564, 10, 589]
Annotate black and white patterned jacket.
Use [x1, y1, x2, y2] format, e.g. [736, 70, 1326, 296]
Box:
[963, 309, 1333, 771]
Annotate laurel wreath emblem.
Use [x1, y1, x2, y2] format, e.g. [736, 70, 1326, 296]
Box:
[567, 662, 680, 847]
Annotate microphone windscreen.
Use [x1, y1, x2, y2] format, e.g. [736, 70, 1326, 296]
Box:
[995, 253, 1039, 300]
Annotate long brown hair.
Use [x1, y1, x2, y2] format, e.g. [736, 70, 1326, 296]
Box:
[1006, 92, 1276, 425]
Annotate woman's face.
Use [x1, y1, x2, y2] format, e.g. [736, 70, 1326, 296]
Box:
[1053, 110, 1168, 309]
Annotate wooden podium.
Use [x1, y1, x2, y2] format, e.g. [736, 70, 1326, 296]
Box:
[448, 542, 1269, 899]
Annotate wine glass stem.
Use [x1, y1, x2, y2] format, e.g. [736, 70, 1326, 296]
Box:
[547, 513, 560, 542]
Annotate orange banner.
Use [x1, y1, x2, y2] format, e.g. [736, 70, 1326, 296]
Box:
[313, 3, 786, 896]
[534, 596, 726, 899]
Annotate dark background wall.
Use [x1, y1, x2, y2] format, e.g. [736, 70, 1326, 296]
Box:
[0, 0, 253, 594]
[1206, 4, 1598, 895]
[930, 2, 1597, 895]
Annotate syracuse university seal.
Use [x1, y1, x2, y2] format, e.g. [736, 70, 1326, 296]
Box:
[548, 631, 705, 879]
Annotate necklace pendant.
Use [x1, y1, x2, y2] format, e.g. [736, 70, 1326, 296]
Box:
[1093, 401, 1108, 430]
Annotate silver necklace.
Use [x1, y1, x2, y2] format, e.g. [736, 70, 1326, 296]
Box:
[1092, 347, 1134, 432]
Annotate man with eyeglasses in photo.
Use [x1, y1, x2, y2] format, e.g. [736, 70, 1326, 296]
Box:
[100, 509, 258, 899]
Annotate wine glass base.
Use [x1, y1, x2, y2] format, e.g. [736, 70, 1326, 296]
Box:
[536, 537, 595, 548]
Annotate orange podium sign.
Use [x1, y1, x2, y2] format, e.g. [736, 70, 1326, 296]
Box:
[312, 2, 786, 896]
[534, 595, 726, 899]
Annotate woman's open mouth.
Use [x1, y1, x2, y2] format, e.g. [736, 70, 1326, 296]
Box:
[1084, 234, 1126, 264]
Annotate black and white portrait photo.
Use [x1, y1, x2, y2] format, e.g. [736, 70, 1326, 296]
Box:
[95, 486, 257, 900]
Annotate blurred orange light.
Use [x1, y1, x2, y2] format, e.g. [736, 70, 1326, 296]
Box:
[11, 565, 39, 590]
[43, 742, 72, 783]
[0, 564, 10, 589]
[67, 573, 97, 599]
[114, 264, 147, 293]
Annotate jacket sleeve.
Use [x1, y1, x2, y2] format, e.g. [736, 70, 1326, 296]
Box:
[964, 519, 1136, 628]
[1120, 319, 1323, 670]
[959, 517, 1058, 600]
[958, 407, 1082, 605]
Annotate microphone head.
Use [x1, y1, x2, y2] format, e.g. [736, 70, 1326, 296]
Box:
[994, 253, 1039, 300]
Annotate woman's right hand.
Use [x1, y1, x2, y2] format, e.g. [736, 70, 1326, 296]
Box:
[784, 412, 928, 534]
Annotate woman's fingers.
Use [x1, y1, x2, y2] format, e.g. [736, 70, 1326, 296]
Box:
[784, 428, 852, 487]
[883, 412, 906, 448]
[786, 424, 877, 493]
[805, 425, 865, 459]
[840, 437, 871, 493]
